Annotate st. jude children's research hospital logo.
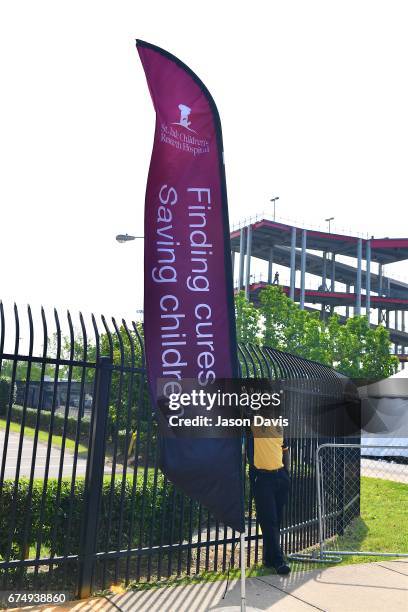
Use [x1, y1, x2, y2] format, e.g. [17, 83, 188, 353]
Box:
[160, 103, 210, 156]
[173, 104, 196, 132]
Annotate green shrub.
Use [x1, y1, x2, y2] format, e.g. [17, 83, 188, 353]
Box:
[7, 405, 91, 440]
[0, 378, 16, 416]
[0, 474, 199, 560]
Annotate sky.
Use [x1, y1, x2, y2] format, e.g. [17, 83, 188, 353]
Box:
[1, 0, 408, 341]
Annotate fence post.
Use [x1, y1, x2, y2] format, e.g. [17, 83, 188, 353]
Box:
[78, 356, 112, 599]
[338, 439, 346, 536]
[316, 446, 325, 559]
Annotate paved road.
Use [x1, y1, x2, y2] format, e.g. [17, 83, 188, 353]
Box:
[362, 458, 408, 483]
[0, 429, 89, 480]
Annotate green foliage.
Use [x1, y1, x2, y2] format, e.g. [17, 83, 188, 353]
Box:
[327, 477, 408, 562]
[6, 405, 91, 440]
[0, 475, 198, 560]
[59, 323, 144, 382]
[235, 285, 398, 379]
[106, 370, 150, 438]
[259, 286, 331, 364]
[328, 314, 399, 378]
[235, 291, 261, 344]
[361, 324, 399, 379]
[58, 323, 149, 442]
[3, 323, 149, 444]
[0, 378, 16, 416]
[5, 405, 156, 466]
[0, 360, 55, 382]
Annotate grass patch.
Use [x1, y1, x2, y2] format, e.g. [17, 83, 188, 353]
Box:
[325, 475, 408, 563]
[0, 418, 88, 456]
[121, 475, 408, 594]
[124, 561, 322, 593]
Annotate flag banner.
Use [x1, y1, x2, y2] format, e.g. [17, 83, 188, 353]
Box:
[137, 40, 244, 532]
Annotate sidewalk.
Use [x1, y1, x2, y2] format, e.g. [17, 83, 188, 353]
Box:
[10, 560, 408, 612]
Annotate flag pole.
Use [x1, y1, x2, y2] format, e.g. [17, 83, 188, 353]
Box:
[240, 422, 246, 612]
[240, 530, 246, 611]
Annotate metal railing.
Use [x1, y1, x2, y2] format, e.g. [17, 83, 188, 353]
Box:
[231, 211, 370, 240]
[290, 443, 408, 563]
[0, 303, 359, 597]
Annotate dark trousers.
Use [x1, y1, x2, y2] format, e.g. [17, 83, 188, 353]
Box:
[251, 468, 290, 566]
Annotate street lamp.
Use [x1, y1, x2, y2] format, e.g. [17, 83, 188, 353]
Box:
[325, 217, 334, 233]
[270, 196, 280, 221]
[116, 234, 144, 243]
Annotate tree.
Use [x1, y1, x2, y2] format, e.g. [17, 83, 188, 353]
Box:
[56, 322, 147, 435]
[235, 285, 398, 380]
[258, 286, 331, 364]
[362, 324, 399, 379]
[329, 315, 398, 379]
[235, 290, 261, 344]
[0, 359, 55, 382]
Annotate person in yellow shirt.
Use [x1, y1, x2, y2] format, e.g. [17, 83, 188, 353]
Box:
[247, 419, 291, 574]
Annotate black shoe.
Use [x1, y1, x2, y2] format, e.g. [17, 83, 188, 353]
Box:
[263, 560, 290, 574]
[274, 563, 291, 575]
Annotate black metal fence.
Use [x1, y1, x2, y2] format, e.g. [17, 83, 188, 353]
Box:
[0, 303, 360, 597]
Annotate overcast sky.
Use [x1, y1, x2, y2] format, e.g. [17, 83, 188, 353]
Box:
[1, 1, 408, 337]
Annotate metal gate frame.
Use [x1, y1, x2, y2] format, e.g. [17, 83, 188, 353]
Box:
[290, 442, 408, 563]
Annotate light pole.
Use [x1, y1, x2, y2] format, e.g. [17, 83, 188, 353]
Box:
[116, 235, 144, 319]
[115, 234, 144, 243]
[270, 196, 280, 221]
[325, 217, 334, 233]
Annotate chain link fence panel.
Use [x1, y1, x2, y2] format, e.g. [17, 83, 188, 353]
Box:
[290, 443, 408, 563]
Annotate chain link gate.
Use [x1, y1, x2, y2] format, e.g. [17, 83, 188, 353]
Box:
[290, 443, 408, 563]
